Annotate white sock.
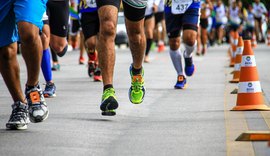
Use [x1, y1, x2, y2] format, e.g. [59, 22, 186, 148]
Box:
[169, 49, 183, 75]
[184, 42, 197, 58]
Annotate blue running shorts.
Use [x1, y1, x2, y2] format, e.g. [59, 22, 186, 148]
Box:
[165, 8, 199, 38]
[0, 0, 47, 47]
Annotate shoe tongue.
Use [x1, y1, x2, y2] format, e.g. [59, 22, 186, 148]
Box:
[133, 75, 142, 82]
[13, 102, 27, 109]
[178, 76, 184, 81]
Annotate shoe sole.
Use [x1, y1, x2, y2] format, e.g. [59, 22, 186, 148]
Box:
[101, 110, 116, 116]
[44, 93, 56, 98]
[6, 123, 28, 130]
[174, 84, 187, 89]
[100, 97, 118, 116]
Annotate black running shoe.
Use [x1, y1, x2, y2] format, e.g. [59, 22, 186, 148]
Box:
[6, 101, 30, 130]
[25, 84, 49, 123]
[88, 61, 95, 77]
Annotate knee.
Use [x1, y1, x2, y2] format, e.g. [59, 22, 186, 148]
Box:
[145, 29, 153, 38]
[99, 20, 116, 38]
[41, 34, 50, 49]
[169, 38, 180, 50]
[50, 41, 67, 52]
[19, 29, 39, 45]
[128, 27, 144, 45]
[183, 35, 197, 46]
[85, 40, 96, 52]
[0, 45, 17, 61]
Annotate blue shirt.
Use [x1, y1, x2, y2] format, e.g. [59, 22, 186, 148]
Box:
[78, 0, 97, 13]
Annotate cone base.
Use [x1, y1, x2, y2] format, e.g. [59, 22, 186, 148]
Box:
[229, 79, 239, 83]
[231, 104, 270, 111]
[229, 63, 234, 67]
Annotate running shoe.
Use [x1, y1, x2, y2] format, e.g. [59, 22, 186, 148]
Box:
[174, 75, 187, 89]
[100, 88, 118, 116]
[158, 43, 165, 52]
[43, 82, 56, 98]
[184, 57, 195, 77]
[93, 68, 102, 82]
[52, 63, 60, 71]
[25, 84, 49, 123]
[128, 65, 145, 104]
[79, 56, 85, 65]
[88, 61, 95, 77]
[6, 101, 30, 130]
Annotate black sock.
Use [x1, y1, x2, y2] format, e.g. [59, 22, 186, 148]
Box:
[103, 84, 113, 91]
[132, 66, 142, 75]
[145, 38, 153, 56]
[50, 48, 58, 62]
[25, 83, 39, 90]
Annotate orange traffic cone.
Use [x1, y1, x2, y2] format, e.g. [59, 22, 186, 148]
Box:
[232, 40, 270, 111]
[229, 44, 237, 67]
[251, 34, 257, 48]
[230, 36, 244, 83]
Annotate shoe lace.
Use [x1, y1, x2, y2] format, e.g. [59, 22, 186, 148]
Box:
[44, 83, 54, 92]
[25, 87, 44, 105]
[10, 104, 28, 122]
[94, 68, 101, 76]
[103, 88, 115, 100]
[131, 75, 143, 92]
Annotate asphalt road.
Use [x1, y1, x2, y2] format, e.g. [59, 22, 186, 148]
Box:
[0, 44, 270, 156]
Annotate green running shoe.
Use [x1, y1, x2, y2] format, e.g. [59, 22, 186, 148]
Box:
[128, 65, 145, 104]
[100, 88, 118, 116]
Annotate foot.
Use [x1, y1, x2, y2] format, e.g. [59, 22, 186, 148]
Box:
[174, 75, 187, 89]
[51, 63, 60, 71]
[79, 56, 85, 65]
[93, 68, 102, 82]
[25, 84, 49, 123]
[184, 57, 195, 77]
[158, 43, 165, 52]
[6, 101, 30, 130]
[201, 47, 206, 55]
[100, 88, 118, 116]
[128, 65, 145, 104]
[88, 61, 95, 77]
[144, 56, 150, 63]
[43, 82, 56, 98]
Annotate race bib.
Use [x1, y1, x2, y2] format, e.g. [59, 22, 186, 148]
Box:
[86, 0, 97, 8]
[172, 0, 193, 14]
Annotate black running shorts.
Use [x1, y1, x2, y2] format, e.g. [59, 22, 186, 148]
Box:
[80, 11, 100, 40]
[96, 0, 146, 21]
[155, 12, 165, 25]
[46, 0, 69, 37]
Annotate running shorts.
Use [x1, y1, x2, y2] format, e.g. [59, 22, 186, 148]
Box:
[46, 0, 69, 37]
[80, 11, 100, 40]
[165, 8, 199, 38]
[96, 0, 147, 21]
[155, 11, 165, 25]
[0, 0, 47, 47]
